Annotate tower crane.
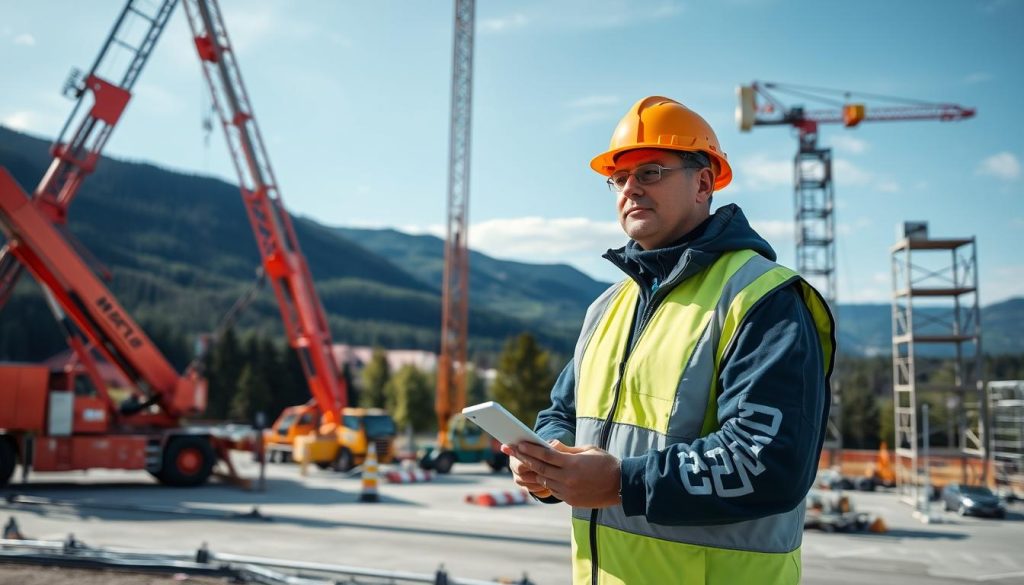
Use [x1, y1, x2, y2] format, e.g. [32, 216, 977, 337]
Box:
[736, 80, 976, 467]
[433, 0, 473, 471]
[421, 0, 504, 474]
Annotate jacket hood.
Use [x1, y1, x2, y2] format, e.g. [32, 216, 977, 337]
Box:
[605, 204, 776, 288]
[675, 203, 776, 261]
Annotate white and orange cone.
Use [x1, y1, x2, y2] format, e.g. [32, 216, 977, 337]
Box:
[359, 442, 380, 503]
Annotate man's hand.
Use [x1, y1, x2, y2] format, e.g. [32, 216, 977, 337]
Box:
[501, 440, 621, 508]
[501, 443, 553, 499]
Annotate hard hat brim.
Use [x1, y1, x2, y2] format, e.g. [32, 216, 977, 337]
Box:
[590, 144, 733, 191]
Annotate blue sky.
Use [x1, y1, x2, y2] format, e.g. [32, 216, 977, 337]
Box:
[1, 0, 1021, 305]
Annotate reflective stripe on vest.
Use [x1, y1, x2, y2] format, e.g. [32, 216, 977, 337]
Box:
[572, 249, 834, 585]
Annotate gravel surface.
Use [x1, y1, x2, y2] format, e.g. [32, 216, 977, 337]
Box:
[0, 564, 230, 585]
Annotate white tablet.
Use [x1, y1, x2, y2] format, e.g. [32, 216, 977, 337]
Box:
[461, 401, 555, 452]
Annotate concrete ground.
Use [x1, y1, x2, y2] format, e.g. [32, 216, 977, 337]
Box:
[1, 455, 1022, 584]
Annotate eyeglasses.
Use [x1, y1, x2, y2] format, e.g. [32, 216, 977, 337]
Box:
[606, 163, 700, 192]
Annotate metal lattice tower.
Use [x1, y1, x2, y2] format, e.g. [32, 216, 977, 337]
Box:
[891, 223, 986, 506]
[436, 0, 474, 449]
[989, 381, 1024, 496]
[793, 141, 840, 465]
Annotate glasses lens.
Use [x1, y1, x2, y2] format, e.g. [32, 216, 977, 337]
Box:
[634, 164, 663, 185]
[608, 172, 630, 191]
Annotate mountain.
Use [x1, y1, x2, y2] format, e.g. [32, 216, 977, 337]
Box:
[0, 126, 577, 359]
[0, 125, 1020, 363]
[836, 299, 1024, 356]
[333, 227, 610, 333]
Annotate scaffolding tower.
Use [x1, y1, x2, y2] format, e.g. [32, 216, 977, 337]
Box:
[990, 380, 1024, 496]
[891, 222, 986, 506]
[794, 143, 841, 465]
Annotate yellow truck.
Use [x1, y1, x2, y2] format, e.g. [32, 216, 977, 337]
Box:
[263, 402, 396, 471]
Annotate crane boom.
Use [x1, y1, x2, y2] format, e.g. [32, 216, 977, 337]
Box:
[436, 0, 475, 450]
[0, 0, 178, 308]
[736, 79, 976, 471]
[182, 0, 346, 426]
[0, 169, 205, 423]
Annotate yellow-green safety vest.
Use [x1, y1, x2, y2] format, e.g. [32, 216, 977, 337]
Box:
[571, 249, 835, 585]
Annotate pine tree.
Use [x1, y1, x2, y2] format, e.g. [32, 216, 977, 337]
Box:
[230, 362, 272, 423]
[491, 333, 557, 424]
[361, 347, 391, 408]
[206, 327, 243, 419]
[388, 365, 435, 432]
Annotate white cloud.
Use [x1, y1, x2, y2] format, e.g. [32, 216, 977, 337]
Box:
[833, 158, 873, 186]
[390, 216, 626, 281]
[877, 180, 901, 193]
[133, 84, 186, 115]
[13, 33, 35, 46]
[567, 95, 620, 109]
[1, 111, 35, 131]
[750, 219, 792, 240]
[560, 95, 622, 132]
[738, 154, 790, 189]
[831, 134, 869, 155]
[468, 217, 622, 259]
[963, 71, 993, 84]
[976, 152, 1021, 181]
[480, 13, 528, 33]
[987, 265, 1024, 303]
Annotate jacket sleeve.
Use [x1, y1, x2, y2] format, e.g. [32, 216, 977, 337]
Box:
[534, 360, 577, 447]
[619, 283, 830, 525]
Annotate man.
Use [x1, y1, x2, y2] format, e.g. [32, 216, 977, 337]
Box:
[502, 96, 835, 585]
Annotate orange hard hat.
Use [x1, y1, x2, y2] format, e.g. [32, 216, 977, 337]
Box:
[590, 96, 732, 191]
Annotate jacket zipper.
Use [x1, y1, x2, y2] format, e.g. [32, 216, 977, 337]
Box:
[588, 259, 695, 585]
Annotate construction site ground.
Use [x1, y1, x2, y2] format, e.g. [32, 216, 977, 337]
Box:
[1, 453, 1023, 585]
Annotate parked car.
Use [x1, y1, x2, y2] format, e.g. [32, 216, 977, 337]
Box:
[941, 483, 1007, 518]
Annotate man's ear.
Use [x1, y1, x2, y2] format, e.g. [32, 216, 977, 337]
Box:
[695, 168, 715, 204]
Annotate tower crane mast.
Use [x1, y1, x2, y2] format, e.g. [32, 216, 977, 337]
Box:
[436, 0, 475, 452]
[737, 80, 976, 467]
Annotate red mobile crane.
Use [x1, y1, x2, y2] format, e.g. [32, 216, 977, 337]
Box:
[0, 0, 393, 486]
[736, 80, 975, 469]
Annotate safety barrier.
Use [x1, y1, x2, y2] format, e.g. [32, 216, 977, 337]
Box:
[386, 469, 435, 484]
[464, 490, 531, 507]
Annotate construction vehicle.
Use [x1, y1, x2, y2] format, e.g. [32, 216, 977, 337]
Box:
[420, 414, 508, 474]
[264, 402, 396, 471]
[0, 0, 395, 482]
[0, 168, 236, 488]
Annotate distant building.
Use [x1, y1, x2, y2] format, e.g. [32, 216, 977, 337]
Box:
[332, 345, 438, 375]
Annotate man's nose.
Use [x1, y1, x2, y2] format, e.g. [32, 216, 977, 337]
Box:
[621, 173, 645, 198]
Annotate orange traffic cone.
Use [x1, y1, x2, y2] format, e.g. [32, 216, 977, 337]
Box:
[359, 442, 380, 503]
[868, 516, 888, 534]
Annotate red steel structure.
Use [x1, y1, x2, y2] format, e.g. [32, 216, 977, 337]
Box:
[435, 0, 475, 452]
[0, 0, 349, 486]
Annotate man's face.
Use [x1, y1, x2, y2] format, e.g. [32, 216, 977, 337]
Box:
[613, 149, 712, 250]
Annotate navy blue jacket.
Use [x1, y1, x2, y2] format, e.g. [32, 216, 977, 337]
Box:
[535, 204, 831, 525]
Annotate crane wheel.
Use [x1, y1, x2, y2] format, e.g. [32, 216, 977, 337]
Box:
[487, 452, 510, 473]
[0, 439, 16, 488]
[332, 448, 354, 472]
[434, 452, 456, 474]
[158, 436, 215, 487]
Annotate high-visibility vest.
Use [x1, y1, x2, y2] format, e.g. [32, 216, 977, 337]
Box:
[571, 249, 835, 585]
